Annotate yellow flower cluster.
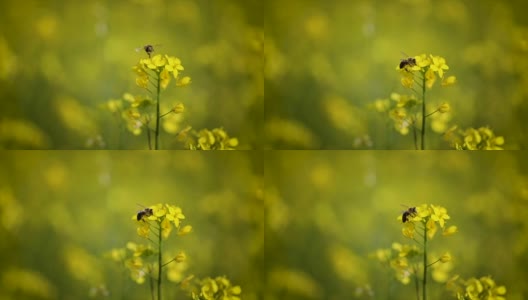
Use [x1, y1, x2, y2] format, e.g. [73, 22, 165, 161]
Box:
[372, 243, 421, 285]
[445, 126, 505, 150]
[134, 203, 192, 239]
[398, 54, 457, 89]
[183, 127, 239, 150]
[191, 276, 242, 300]
[105, 242, 155, 284]
[400, 204, 458, 240]
[373, 92, 451, 137]
[133, 54, 191, 89]
[447, 275, 507, 300]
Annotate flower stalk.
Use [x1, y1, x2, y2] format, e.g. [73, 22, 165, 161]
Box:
[157, 222, 162, 300]
[420, 71, 426, 150]
[131, 53, 191, 149]
[422, 222, 427, 300]
[155, 72, 161, 150]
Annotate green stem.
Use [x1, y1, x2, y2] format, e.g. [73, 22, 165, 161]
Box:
[422, 224, 427, 300]
[413, 266, 420, 300]
[155, 72, 161, 150]
[421, 72, 426, 150]
[149, 267, 155, 300]
[157, 223, 162, 300]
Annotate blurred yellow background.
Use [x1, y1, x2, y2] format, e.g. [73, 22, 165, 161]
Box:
[0, 0, 263, 149]
[0, 151, 263, 299]
[264, 0, 528, 149]
[265, 151, 528, 299]
[1, 151, 527, 299]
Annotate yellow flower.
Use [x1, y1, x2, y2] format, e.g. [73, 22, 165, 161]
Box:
[166, 204, 186, 227]
[439, 252, 452, 263]
[133, 64, 147, 76]
[161, 218, 173, 239]
[460, 127, 505, 150]
[443, 225, 458, 236]
[140, 57, 157, 70]
[371, 98, 391, 112]
[371, 248, 391, 262]
[137, 223, 150, 237]
[400, 73, 414, 88]
[178, 225, 193, 236]
[442, 75, 457, 87]
[402, 222, 415, 238]
[429, 55, 449, 78]
[426, 218, 437, 239]
[107, 248, 126, 262]
[173, 103, 185, 113]
[160, 68, 171, 89]
[425, 68, 436, 88]
[151, 54, 166, 67]
[414, 54, 431, 69]
[165, 55, 184, 76]
[102, 99, 123, 113]
[153, 203, 168, 218]
[437, 102, 450, 113]
[176, 76, 192, 87]
[430, 205, 450, 228]
[462, 276, 506, 299]
[174, 251, 187, 263]
[389, 108, 411, 136]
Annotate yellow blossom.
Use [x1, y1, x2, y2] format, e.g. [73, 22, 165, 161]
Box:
[425, 68, 436, 88]
[429, 55, 449, 78]
[440, 252, 452, 263]
[443, 225, 458, 236]
[401, 74, 414, 88]
[438, 102, 450, 113]
[442, 75, 457, 87]
[426, 218, 437, 239]
[161, 218, 173, 239]
[177, 76, 192, 87]
[402, 222, 415, 239]
[173, 103, 185, 113]
[414, 54, 431, 70]
[137, 223, 150, 237]
[160, 68, 171, 89]
[178, 225, 193, 236]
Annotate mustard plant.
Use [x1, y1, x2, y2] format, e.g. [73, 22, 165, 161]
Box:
[133, 203, 192, 300]
[182, 276, 242, 300]
[106, 203, 192, 300]
[105, 204, 243, 300]
[133, 53, 191, 150]
[371, 204, 507, 299]
[101, 49, 191, 149]
[399, 204, 458, 300]
[371, 54, 505, 149]
[398, 54, 456, 149]
[371, 204, 457, 299]
[101, 51, 241, 150]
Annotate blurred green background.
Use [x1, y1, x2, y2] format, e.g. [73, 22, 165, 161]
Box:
[264, 0, 528, 149]
[0, 151, 263, 299]
[265, 151, 528, 299]
[0, 0, 263, 149]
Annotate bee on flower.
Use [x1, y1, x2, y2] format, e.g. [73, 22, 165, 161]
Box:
[398, 204, 457, 240]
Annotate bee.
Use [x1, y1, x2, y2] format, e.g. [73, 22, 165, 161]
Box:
[399, 57, 417, 69]
[137, 207, 153, 221]
[135, 44, 160, 58]
[402, 206, 417, 223]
